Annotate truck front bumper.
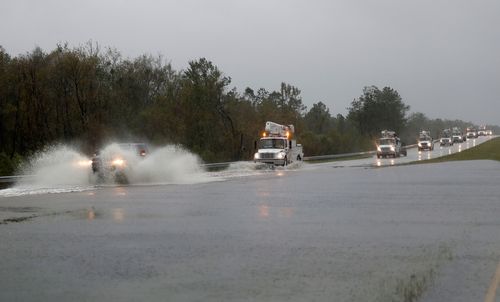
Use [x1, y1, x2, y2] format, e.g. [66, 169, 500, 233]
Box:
[254, 159, 286, 166]
[377, 151, 396, 157]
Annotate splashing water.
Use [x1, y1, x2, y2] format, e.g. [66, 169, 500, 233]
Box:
[21, 145, 92, 187]
[102, 144, 211, 185]
[0, 143, 212, 197]
[0, 145, 93, 196]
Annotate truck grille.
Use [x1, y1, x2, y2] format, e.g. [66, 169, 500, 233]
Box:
[260, 153, 275, 159]
[381, 147, 391, 152]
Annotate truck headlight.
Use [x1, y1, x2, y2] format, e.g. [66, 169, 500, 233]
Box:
[418, 142, 422, 147]
[390, 146, 395, 152]
[276, 152, 285, 159]
[377, 146, 381, 152]
[112, 158, 125, 166]
[254, 153, 260, 159]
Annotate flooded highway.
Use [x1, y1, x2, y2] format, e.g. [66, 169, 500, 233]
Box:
[0, 136, 499, 301]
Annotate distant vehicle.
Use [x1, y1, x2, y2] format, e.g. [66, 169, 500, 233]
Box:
[91, 143, 148, 183]
[254, 121, 303, 166]
[466, 127, 478, 139]
[376, 130, 407, 158]
[418, 130, 434, 151]
[451, 127, 465, 143]
[439, 129, 454, 146]
[477, 126, 487, 136]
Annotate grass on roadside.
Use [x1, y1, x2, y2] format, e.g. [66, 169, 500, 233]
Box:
[413, 137, 500, 164]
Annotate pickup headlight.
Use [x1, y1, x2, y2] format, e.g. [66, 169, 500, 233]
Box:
[112, 158, 125, 166]
[76, 160, 92, 167]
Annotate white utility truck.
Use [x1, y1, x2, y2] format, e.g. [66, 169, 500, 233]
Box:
[376, 130, 406, 158]
[418, 130, 434, 151]
[254, 121, 303, 166]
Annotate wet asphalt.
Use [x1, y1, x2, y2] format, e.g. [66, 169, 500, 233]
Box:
[1, 138, 500, 301]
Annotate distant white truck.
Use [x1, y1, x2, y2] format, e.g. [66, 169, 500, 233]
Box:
[451, 127, 465, 143]
[477, 126, 487, 136]
[418, 130, 434, 151]
[376, 130, 407, 158]
[254, 121, 303, 166]
[439, 129, 454, 146]
[466, 127, 478, 139]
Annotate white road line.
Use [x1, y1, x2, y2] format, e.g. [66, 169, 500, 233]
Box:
[484, 260, 500, 302]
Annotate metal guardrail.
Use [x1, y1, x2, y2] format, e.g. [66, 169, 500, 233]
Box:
[202, 149, 383, 168]
[201, 162, 233, 169]
[0, 175, 33, 183]
[202, 149, 385, 168]
[303, 143, 418, 162]
[303, 150, 375, 161]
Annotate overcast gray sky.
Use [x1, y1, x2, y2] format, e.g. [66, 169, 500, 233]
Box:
[1, 0, 499, 125]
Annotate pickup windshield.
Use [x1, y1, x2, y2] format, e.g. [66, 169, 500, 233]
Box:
[117, 143, 148, 156]
[259, 138, 285, 149]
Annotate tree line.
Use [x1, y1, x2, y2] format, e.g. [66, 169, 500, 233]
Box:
[0, 43, 497, 175]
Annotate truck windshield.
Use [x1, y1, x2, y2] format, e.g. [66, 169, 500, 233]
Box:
[259, 139, 285, 149]
[378, 139, 394, 145]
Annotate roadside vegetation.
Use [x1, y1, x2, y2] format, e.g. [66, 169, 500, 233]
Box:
[414, 137, 500, 164]
[1, 42, 499, 175]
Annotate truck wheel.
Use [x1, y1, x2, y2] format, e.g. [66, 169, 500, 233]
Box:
[297, 155, 302, 161]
